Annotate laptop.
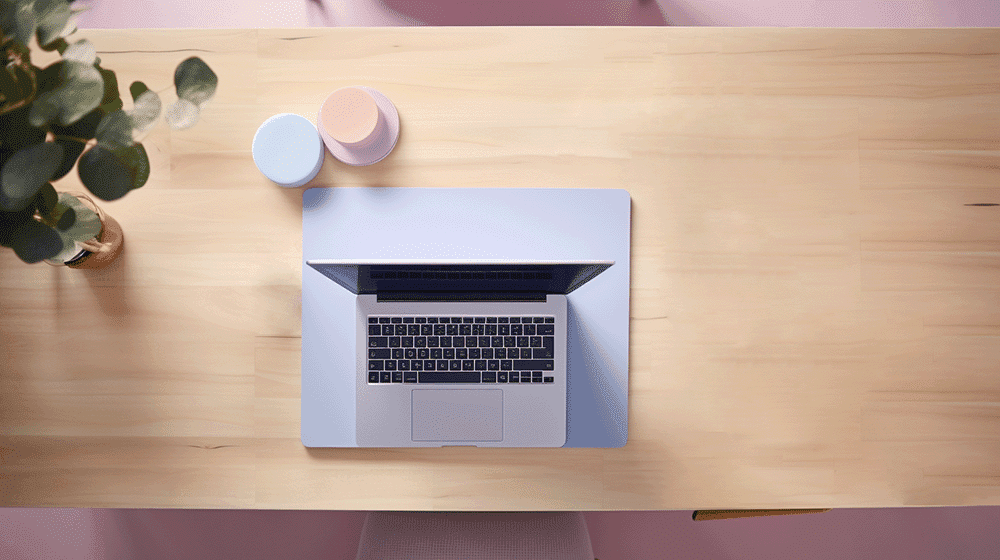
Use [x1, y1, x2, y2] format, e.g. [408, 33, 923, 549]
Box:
[305, 259, 613, 447]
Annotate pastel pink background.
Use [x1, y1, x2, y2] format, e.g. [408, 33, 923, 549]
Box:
[4, 1, 999, 559]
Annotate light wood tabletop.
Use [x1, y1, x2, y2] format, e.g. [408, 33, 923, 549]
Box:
[1, 27, 998, 510]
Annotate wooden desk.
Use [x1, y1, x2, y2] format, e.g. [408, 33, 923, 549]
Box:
[1, 28, 998, 510]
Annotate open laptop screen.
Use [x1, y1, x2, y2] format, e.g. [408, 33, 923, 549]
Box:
[307, 261, 613, 296]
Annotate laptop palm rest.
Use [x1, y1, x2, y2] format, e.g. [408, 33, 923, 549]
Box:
[411, 389, 503, 443]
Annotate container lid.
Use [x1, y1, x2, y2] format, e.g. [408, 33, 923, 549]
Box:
[252, 113, 325, 187]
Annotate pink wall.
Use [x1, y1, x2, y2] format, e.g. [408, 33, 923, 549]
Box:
[5, 1, 1000, 559]
[1, 507, 999, 559]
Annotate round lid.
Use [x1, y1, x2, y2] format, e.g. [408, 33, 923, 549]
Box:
[321, 87, 380, 145]
[252, 113, 325, 187]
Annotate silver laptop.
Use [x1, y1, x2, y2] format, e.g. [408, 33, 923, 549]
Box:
[305, 259, 613, 447]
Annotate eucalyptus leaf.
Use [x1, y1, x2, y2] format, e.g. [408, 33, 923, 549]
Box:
[129, 89, 160, 141]
[0, 206, 33, 248]
[0, 141, 64, 211]
[78, 144, 130, 201]
[174, 57, 217, 106]
[50, 136, 85, 180]
[95, 64, 122, 114]
[50, 107, 103, 140]
[33, 0, 73, 47]
[0, 107, 47, 152]
[44, 191, 100, 263]
[93, 109, 132, 151]
[11, 217, 63, 263]
[62, 38, 95, 65]
[1, 0, 38, 48]
[164, 97, 199, 130]
[55, 204, 74, 230]
[28, 60, 103, 127]
[129, 80, 148, 102]
[34, 180, 57, 216]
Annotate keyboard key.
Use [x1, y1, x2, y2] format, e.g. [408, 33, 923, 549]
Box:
[524, 324, 536, 335]
[499, 325, 510, 336]
[463, 317, 474, 324]
[392, 372, 403, 383]
[405, 348, 417, 359]
[426, 317, 438, 323]
[510, 324, 523, 335]
[544, 376, 554, 383]
[412, 360, 424, 371]
[465, 336, 478, 348]
[506, 336, 517, 347]
[472, 325, 484, 335]
[418, 348, 429, 359]
[486, 325, 498, 336]
[403, 317, 414, 323]
[498, 372, 508, 383]
[475, 360, 487, 370]
[514, 360, 554, 371]
[389, 337, 400, 348]
[402, 337, 413, 348]
[404, 372, 418, 383]
[449, 360, 462, 371]
[522, 317, 533, 323]
[537, 324, 554, 335]
[415, 317, 426, 323]
[494, 348, 506, 359]
[393, 348, 403, 359]
[398, 360, 410, 371]
[500, 360, 512, 370]
[460, 324, 472, 335]
[530, 336, 542, 348]
[450, 336, 463, 347]
[368, 372, 379, 383]
[408, 325, 419, 335]
[492, 337, 504, 347]
[438, 336, 450, 348]
[479, 336, 491, 347]
[532, 371, 543, 379]
[544, 317, 554, 323]
[497, 317, 509, 323]
[436, 360, 448, 371]
[516, 337, 528, 347]
[391, 317, 401, 324]
[369, 325, 381, 335]
[474, 317, 486, 323]
[369, 337, 388, 348]
[486, 317, 497, 323]
[488, 360, 499, 371]
[444, 349, 455, 360]
[420, 372, 481, 383]
[482, 372, 496, 383]
[447, 324, 458, 336]
[421, 325, 432, 335]
[415, 337, 427, 348]
[520, 348, 533, 359]
[434, 324, 446, 336]
[481, 348, 493, 359]
[379, 317, 390, 324]
[380, 372, 391, 383]
[369, 349, 391, 359]
[508, 373, 519, 383]
[533, 348, 554, 359]
[533, 317, 545, 323]
[470, 348, 481, 359]
[384, 360, 396, 370]
[427, 336, 439, 348]
[456, 348, 468, 359]
[462, 360, 474, 371]
[532, 376, 544, 383]
[395, 324, 406, 335]
[449, 317, 461, 323]
[369, 317, 378, 324]
[382, 325, 394, 335]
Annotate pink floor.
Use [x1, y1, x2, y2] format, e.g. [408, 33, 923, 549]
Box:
[4, 1, 999, 559]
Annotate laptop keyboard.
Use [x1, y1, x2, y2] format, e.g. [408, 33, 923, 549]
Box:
[367, 316, 555, 384]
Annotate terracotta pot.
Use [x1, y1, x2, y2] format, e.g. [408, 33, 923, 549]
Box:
[64, 195, 125, 270]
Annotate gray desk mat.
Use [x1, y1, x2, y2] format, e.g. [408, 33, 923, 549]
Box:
[301, 188, 630, 447]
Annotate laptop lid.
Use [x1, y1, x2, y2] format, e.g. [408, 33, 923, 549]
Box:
[306, 260, 613, 301]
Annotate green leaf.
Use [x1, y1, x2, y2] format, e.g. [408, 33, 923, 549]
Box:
[62, 38, 95, 65]
[95, 64, 122, 114]
[0, 0, 39, 48]
[50, 136, 85, 180]
[118, 142, 149, 190]
[34, 180, 58, 217]
[38, 36, 69, 54]
[50, 107, 103, 140]
[28, 59, 103, 127]
[55, 204, 74, 230]
[129, 89, 161, 140]
[79, 145, 129, 201]
[11, 218, 64, 263]
[45, 191, 100, 263]
[0, 107, 47, 152]
[0, 142, 64, 211]
[93, 109, 132, 151]
[129, 80, 148, 102]
[0, 206, 33, 248]
[33, 0, 74, 47]
[174, 56, 217, 106]
[164, 97, 199, 130]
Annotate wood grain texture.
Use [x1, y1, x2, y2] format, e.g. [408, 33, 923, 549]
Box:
[1, 27, 998, 510]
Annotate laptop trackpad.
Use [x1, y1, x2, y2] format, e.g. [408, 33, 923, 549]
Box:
[411, 389, 503, 442]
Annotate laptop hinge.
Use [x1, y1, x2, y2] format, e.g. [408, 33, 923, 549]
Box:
[376, 292, 547, 302]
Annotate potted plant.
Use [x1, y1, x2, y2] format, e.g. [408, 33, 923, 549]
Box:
[0, 0, 217, 267]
